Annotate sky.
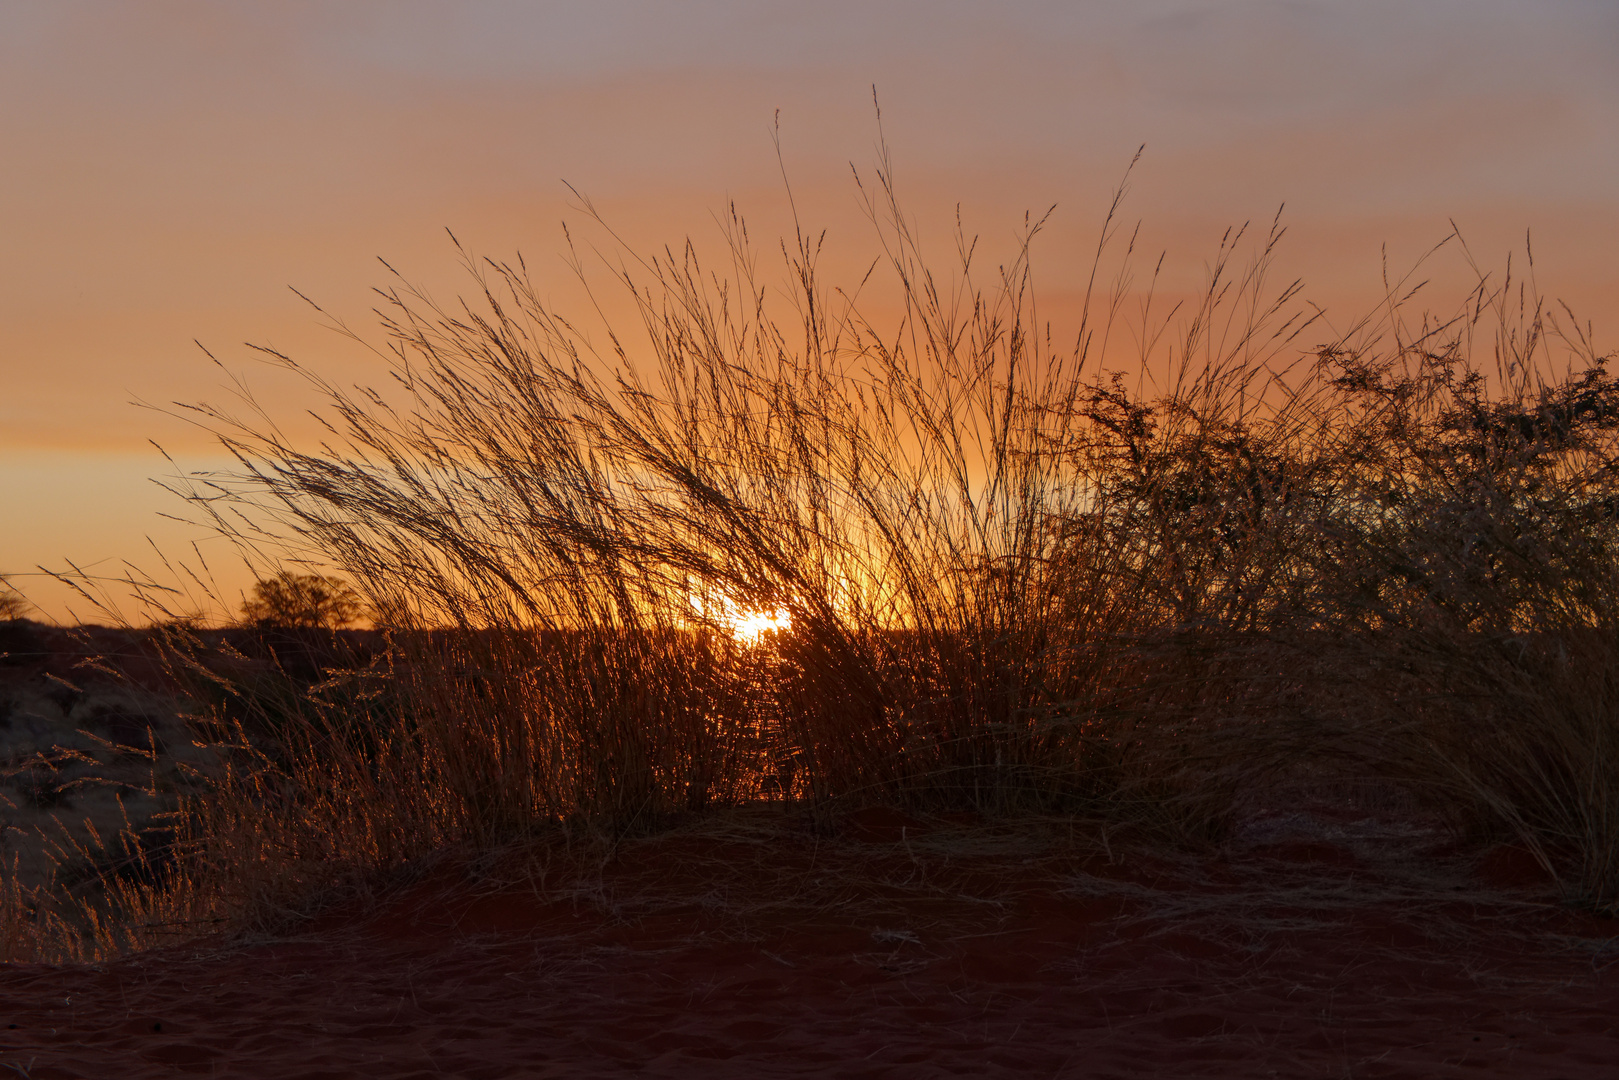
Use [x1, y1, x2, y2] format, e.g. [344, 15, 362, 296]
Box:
[2, 0, 1616, 622]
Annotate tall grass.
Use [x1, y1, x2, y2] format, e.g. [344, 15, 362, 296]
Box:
[175, 158, 1335, 827]
[10, 151, 1619, 962]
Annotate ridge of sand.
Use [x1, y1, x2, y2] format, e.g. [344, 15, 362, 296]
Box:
[0, 803, 1614, 1078]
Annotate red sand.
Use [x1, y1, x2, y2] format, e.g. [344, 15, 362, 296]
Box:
[0, 806, 1615, 1079]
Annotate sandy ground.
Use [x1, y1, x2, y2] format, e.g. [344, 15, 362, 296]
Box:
[0, 802, 1614, 1079]
[0, 623, 1614, 1077]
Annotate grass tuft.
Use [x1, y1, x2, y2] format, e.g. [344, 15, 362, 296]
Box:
[8, 147, 1619, 960]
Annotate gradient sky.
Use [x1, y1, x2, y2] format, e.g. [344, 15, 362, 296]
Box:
[2, 0, 1616, 622]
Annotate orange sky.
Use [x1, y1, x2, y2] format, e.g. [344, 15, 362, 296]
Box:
[3, 1, 1617, 622]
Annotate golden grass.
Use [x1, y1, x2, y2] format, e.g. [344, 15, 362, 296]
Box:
[6, 144, 1619, 961]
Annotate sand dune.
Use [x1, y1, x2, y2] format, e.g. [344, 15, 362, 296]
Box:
[0, 804, 1613, 1078]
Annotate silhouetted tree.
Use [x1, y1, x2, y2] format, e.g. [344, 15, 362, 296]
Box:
[239, 571, 367, 629]
[0, 576, 28, 621]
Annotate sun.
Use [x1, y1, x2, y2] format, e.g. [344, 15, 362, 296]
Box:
[728, 606, 791, 644]
[689, 592, 791, 645]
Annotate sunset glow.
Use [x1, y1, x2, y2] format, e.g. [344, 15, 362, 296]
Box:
[3, 3, 1616, 624]
[730, 607, 791, 645]
[690, 593, 792, 645]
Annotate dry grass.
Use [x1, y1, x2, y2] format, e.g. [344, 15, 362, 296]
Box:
[6, 145, 1619, 961]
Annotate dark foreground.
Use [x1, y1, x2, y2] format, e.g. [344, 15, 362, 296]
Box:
[0, 803, 1614, 1079]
